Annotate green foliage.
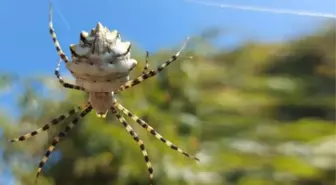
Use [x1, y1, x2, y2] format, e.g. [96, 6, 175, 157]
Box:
[0, 24, 335, 185]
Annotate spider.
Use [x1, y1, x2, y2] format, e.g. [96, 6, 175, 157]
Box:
[9, 3, 199, 185]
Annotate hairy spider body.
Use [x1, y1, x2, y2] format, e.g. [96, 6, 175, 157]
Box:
[9, 3, 198, 185]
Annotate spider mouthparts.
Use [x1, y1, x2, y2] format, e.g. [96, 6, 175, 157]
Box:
[96, 111, 108, 118]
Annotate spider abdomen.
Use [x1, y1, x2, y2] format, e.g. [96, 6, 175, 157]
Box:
[66, 22, 138, 92]
[66, 57, 136, 92]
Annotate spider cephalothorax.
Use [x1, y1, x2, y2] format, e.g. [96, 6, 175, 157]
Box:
[9, 3, 199, 185]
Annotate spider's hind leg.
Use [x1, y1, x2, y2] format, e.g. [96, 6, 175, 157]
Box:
[49, 3, 70, 64]
[142, 51, 150, 74]
[54, 59, 85, 91]
[116, 37, 190, 93]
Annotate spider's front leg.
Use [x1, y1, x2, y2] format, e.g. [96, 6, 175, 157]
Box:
[35, 104, 92, 183]
[54, 59, 85, 91]
[115, 101, 200, 162]
[116, 37, 190, 93]
[110, 106, 154, 185]
[9, 106, 82, 142]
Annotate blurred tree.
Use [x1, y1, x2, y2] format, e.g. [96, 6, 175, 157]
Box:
[0, 23, 335, 185]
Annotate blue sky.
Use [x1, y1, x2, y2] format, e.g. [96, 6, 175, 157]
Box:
[0, 0, 335, 184]
[0, 0, 334, 76]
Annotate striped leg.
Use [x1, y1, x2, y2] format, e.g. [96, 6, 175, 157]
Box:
[49, 3, 70, 64]
[116, 37, 190, 93]
[115, 102, 199, 162]
[142, 51, 150, 74]
[35, 104, 92, 183]
[9, 106, 82, 143]
[55, 59, 85, 91]
[110, 106, 154, 185]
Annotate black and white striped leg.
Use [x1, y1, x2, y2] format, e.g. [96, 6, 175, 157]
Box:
[115, 102, 199, 162]
[116, 37, 190, 93]
[9, 106, 82, 143]
[49, 3, 70, 64]
[55, 59, 85, 91]
[110, 106, 154, 185]
[142, 51, 150, 74]
[35, 104, 92, 184]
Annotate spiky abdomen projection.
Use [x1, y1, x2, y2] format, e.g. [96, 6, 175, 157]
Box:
[67, 22, 137, 92]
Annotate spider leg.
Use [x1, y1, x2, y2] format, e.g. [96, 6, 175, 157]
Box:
[142, 51, 150, 74]
[54, 59, 85, 91]
[115, 102, 199, 162]
[9, 106, 82, 142]
[110, 106, 154, 185]
[35, 104, 92, 183]
[116, 37, 189, 93]
[49, 2, 70, 64]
